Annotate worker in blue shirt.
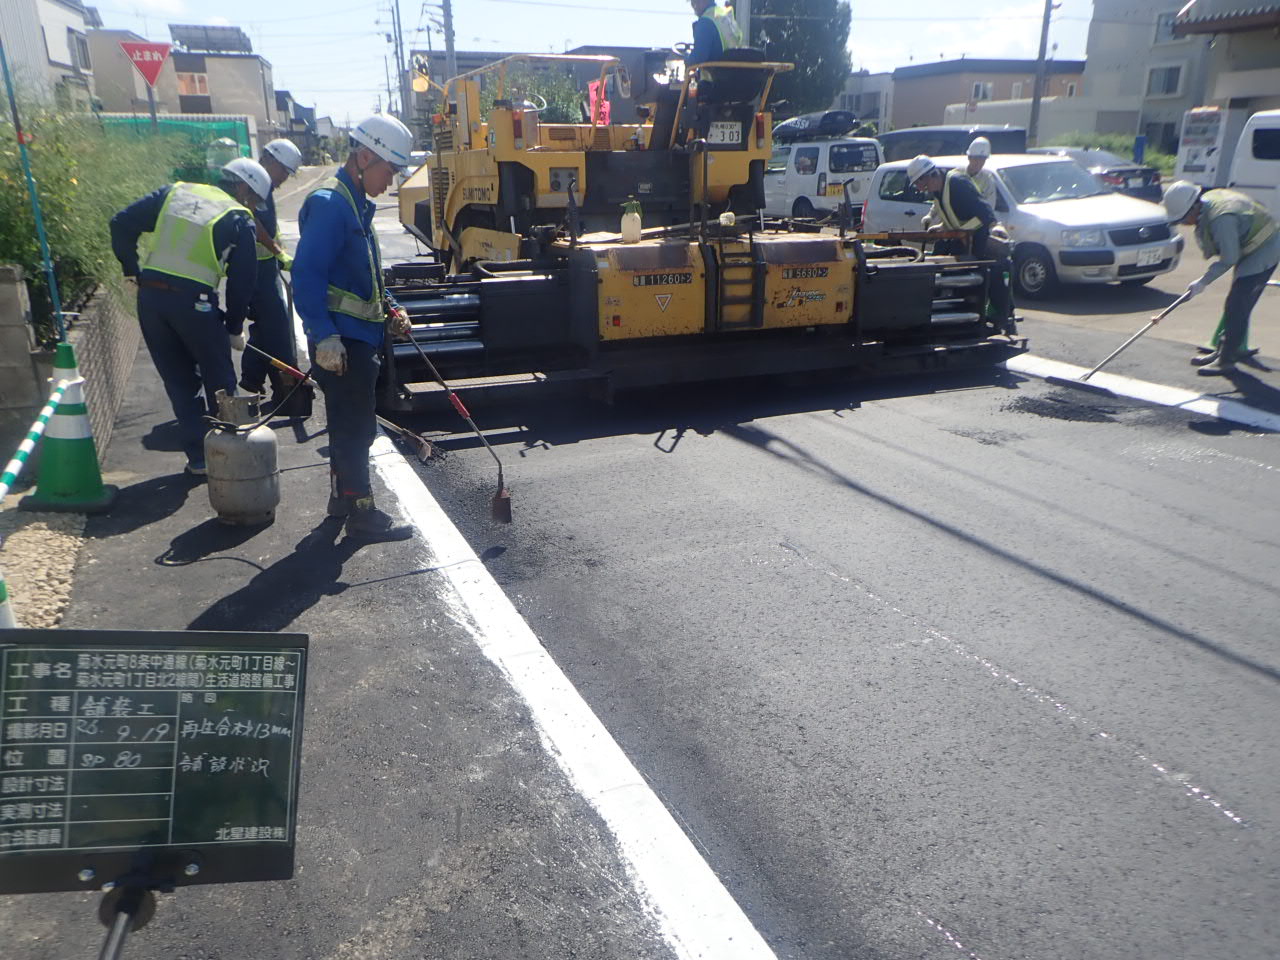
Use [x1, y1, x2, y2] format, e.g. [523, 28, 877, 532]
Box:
[110, 158, 269, 475]
[688, 0, 744, 65]
[293, 113, 415, 540]
[240, 139, 304, 406]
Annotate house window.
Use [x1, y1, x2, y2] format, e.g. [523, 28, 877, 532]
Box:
[1065, 81, 1077, 97]
[68, 31, 90, 71]
[177, 72, 209, 96]
[1146, 64, 1182, 97]
[1154, 11, 1178, 44]
[972, 81, 993, 101]
[1011, 81, 1023, 99]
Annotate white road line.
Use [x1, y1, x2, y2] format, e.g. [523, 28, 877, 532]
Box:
[369, 435, 778, 960]
[1007, 354, 1280, 433]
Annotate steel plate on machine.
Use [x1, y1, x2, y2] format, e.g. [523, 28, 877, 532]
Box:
[0, 629, 307, 894]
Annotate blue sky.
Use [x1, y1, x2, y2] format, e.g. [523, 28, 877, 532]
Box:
[89, 0, 1097, 123]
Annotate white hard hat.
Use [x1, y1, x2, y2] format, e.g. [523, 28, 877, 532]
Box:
[907, 154, 937, 185]
[1163, 179, 1201, 222]
[263, 138, 302, 173]
[221, 157, 272, 202]
[351, 113, 413, 167]
[967, 136, 991, 158]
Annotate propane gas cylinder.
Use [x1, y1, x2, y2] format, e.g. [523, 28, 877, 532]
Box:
[205, 391, 279, 525]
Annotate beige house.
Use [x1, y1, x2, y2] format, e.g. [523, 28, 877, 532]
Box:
[890, 58, 1084, 130]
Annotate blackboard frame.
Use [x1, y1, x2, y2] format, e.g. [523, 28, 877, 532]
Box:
[0, 629, 307, 896]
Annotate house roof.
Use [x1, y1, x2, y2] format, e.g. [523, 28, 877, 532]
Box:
[1174, 1, 1280, 34]
[893, 58, 1085, 79]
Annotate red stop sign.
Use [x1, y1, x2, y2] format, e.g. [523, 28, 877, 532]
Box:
[120, 42, 172, 88]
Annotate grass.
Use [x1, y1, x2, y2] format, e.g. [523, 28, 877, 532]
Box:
[1046, 130, 1177, 176]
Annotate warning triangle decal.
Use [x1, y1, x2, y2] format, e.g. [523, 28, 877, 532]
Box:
[655, 294, 672, 312]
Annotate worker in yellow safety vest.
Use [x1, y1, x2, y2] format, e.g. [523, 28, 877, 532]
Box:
[963, 137, 999, 207]
[1162, 180, 1279, 376]
[293, 114, 416, 541]
[110, 158, 267, 475]
[688, 0, 744, 66]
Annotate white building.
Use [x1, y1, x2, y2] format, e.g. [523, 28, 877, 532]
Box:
[0, 0, 99, 109]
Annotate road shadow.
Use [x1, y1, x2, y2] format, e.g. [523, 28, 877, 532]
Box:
[85, 472, 203, 538]
[140, 420, 185, 452]
[723, 420, 1280, 687]
[407, 367, 1028, 455]
[1016, 283, 1179, 318]
[1210, 367, 1280, 417]
[156, 518, 266, 570]
[187, 518, 360, 632]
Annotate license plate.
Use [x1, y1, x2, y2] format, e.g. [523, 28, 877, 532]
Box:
[708, 121, 742, 145]
[1128, 177, 1144, 188]
[825, 182, 844, 197]
[1136, 247, 1164, 267]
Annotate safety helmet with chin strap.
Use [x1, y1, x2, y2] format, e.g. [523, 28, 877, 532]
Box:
[966, 136, 991, 158]
[263, 138, 303, 173]
[1162, 180, 1202, 222]
[221, 157, 272, 202]
[907, 154, 938, 186]
[350, 114, 413, 167]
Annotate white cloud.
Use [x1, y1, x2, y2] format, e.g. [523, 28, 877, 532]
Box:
[204, 15, 232, 26]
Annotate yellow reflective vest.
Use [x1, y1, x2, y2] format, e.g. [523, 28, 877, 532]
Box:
[139, 182, 250, 289]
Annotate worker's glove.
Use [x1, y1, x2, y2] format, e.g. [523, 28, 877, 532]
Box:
[277, 252, 294, 271]
[990, 224, 1010, 241]
[229, 331, 247, 352]
[389, 305, 412, 340]
[1186, 279, 1206, 300]
[926, 223, 943, 234]
[315, 335, 347, 375]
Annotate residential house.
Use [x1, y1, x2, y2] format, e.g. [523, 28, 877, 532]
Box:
[1174, 0, 1280, 114]
[0, 0, 99, 109]
[891, 58, 1084, 129]
[830, 71, 893, 131]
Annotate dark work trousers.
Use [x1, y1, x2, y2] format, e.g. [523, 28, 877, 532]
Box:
[240, 259, 296, 391]
[136, 285, 236, 467]
[1219, 263, 1277, 360]
[310, 338, 380, 499]
[933, 232, 1014, 332]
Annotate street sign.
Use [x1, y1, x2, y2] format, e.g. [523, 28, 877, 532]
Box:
[119, 42, 171, 88]
[0, 629, 307, 895]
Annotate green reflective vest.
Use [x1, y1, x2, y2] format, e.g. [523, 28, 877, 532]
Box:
[701, 5, 744, 52]
[937, 169, 984, 231]
[309, 176, 385, 323]
[1196, 188, 1279, 261]
[256, 221, 282, 261]
[964, 167, 998, 207]
[139, 182, 250, 289]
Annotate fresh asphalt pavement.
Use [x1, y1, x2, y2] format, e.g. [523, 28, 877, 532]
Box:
[390, 212, 1280, 958]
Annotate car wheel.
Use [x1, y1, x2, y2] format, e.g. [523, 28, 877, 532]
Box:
[1014, 247, 1057, 300]
[1120, 275, 1155, 286]
[792, 197, 816, 219]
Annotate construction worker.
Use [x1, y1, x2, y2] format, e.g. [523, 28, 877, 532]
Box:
[110, 158, 268, 475]
[908, 154, 1015, 335]
[293, 114, 415, 540]
[688, 0, 744, 66]
[1163, 180, 1278, 376]
[239, 138, 304, 406]
[963, 137, 999, 207]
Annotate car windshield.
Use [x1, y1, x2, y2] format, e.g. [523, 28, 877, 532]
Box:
[998, 160, 1106, 204]
[768, 146, 790, 173]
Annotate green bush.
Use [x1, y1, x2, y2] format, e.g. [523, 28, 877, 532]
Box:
[0, 102, 190, 343]
[1046, 130, 1177, 177]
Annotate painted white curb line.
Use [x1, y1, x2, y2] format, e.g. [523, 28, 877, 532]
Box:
[370, 435, 778, 960]
[1007, 353, 1280, 433]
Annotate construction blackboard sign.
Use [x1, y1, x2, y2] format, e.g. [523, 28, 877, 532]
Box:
[0, 629, 307, 895]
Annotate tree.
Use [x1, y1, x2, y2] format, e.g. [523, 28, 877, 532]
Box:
[749, 0, 852, 115]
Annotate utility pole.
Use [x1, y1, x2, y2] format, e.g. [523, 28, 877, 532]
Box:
[384, 55, 395, 114]
[1027, 0, 1055, 147]
[737, 0, 751, 45]
[391, 0, 410, 123]
[442, 0, 458, 84]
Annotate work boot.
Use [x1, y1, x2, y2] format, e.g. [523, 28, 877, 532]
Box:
[345, 497, 413, 541]
[1197, 357, 1238, 377]
[1190, 349, 1221, 367]
[328, 470, 352, 517]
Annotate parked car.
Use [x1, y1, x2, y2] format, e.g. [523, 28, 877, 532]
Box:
[1176, 106, 1280, 216]
[765, 137, 883, 220]
[861, 154, 1183, 298]
[1030, 147, 1162, 202]
[878, 125, 1026, 163]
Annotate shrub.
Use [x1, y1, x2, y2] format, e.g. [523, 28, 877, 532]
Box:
[1047, 130, 1177, 177]
[0, 101, 190, 343]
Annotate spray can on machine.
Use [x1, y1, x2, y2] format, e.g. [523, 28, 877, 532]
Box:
[205, 391, 279, 525]
[621, 196, 642, 243]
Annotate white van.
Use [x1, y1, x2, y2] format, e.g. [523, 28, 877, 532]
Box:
[764, 138, 883, 221]
[1227, 109, 1280, 218]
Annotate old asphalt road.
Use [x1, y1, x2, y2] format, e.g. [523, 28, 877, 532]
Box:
[391, 217, 1280, 958]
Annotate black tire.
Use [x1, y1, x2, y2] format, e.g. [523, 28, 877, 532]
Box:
[792, 197, 817, 219]
[1013, 247, 1057, 299]
[1120, 275, 1156, 286]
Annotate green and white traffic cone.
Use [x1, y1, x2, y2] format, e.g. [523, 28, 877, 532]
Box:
[20, 342, 117, 514]
[0, 566, 17, 628]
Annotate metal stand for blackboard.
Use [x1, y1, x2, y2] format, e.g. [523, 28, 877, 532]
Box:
[96, 885, 156, 960]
